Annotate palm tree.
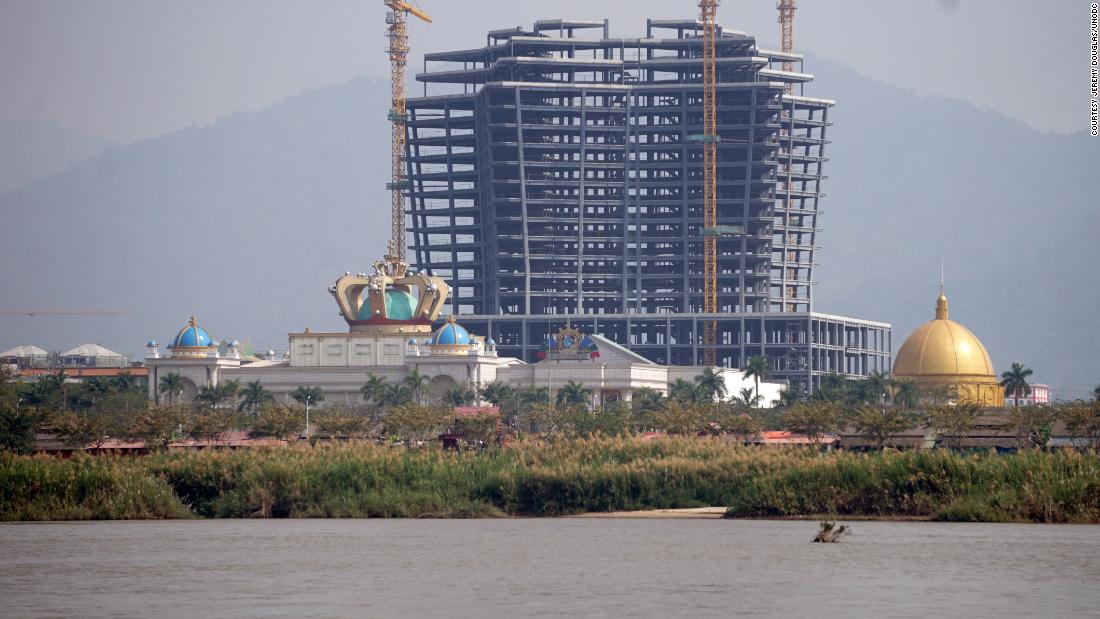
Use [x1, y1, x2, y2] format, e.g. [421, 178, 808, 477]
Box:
[443, 384, 478, 406]
[360, 373, 387, 405]
[112, 371, 140, 393]
[404, 368, 428, 405]
[219, 379, 241, 408]
[864, 370, 892, 407]
[291, 386, 324, 438]
[892, 379, 920, 410]
[556, 381, 592, 407]
[815, 372, 847, 403]
[158, 373, 185, 406]
[237, 380, 271, 416]
[518, 386, 549, 406]
[736, 387, 762, 408]
[1093, 383, 1100, 403]
[693, 367, 727, 402]
[630, 386, 663, 415]
[84, 376, 114, 407]
[744, 355, 772, 404]
[478, 380, 514, 406]
[669, 378, 699, 403]
[1000, 362, 1034, 408]
[382, 383, 413, 407]
[776, 386, 804, 409]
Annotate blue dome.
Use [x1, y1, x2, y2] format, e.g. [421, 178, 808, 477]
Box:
[432, 317, 472, 345]
[171, 316, 214, 348]
[358, 288, 418, 320]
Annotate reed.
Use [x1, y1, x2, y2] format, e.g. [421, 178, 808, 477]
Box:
[2, 440, 1098, 523]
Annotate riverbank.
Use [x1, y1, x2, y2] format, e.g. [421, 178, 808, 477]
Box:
[3, 438, 1098, 522]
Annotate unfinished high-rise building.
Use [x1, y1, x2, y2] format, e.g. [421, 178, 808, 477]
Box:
[404, 18, 889, 391]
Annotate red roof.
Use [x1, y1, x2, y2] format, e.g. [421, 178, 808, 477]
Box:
[756, 431, 837, 445]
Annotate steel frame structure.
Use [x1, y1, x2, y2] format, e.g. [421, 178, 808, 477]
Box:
[403, 18, 890, 391]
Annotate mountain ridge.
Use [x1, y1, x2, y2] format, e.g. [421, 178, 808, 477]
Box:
[1, 62, 1096, 396]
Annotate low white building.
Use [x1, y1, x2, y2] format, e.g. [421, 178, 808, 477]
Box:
[145, 254, 785, 407]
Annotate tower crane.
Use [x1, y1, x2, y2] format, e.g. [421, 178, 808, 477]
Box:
[384, 0, 432, 261]
[699, 0, 720, 367]
[778, 0, 797, 310]
[777, 0, 797, 94]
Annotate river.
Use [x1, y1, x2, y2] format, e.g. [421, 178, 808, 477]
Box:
[2, 519, 1097, 617]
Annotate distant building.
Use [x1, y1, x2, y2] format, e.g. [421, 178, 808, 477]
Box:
[146, 253, 785, 407]
[1004, 383, 1052, 407]
[0, 345, 48, 369]
[59, 344, 128, 368]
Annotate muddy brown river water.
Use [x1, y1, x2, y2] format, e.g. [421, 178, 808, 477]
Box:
[2, 519, 1097, 617]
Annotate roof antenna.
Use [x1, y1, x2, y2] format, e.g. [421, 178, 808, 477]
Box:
[937, 255, 946, 296]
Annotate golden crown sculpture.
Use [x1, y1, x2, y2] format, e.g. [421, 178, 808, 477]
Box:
[328, 254, 450, 333]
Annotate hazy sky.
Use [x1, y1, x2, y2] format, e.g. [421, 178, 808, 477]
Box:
[0, 0, 1090, 144]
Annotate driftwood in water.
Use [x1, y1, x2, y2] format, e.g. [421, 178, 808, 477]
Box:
[812, 521, 850, 543]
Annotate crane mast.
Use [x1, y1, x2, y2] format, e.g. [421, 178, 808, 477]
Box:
[777, 0, 797, 94]
[778, 0, 797, 310]
[700, 0, 720, 367]
[384, 1, 431, 260]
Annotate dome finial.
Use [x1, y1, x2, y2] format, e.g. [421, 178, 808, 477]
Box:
[936, 255, 948, 319]
[189, 315, 198, 326]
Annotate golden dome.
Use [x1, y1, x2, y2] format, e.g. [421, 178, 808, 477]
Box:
[893, 292, 1003, 407]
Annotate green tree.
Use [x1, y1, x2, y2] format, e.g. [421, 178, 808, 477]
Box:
[442, 384, 478, 406]
[735, 387, 762, 409]
[250, 402, 305, 440]
[382, 383, 414, 407]
[1000, 362, 1034, 407]
[452, 410, 502, 446]
[404, 368, 429, 405]
[0, 404, 40, 454]
[929, 402, 982, 449]
[668, 378, 701, 403]
[1003, 405, 1055, 450]
[383, 404, 447, 445]
[127, 406, 187, 451]
[185, 408, 241, 444]
[518, 386, 550, 406]
[360, 373, 388, 405]
[647, 400, 710, 435]
[556, 381, 592, 407]
[196, 380, 240, 409]
[312, 406, 369, 439]
[781, 402, 842, 444]
[111, 371, 142, 394]
[158, 373, 185, 406]
[892, 379, 920, 410]
[630, 387, 663, 419]
[725, 412, 763, 443]
[846, 406, 917, 450]
[237, 380, 272, 417]
[775, 386, 804, 409]
[693, 367, 727, 402]
[1057, 402, 1100, 443]
[83, 377, 115, 408]
[478, 380, 514, 407]
[744, 355, 772, 404]
[1094, 384, 1100, 403]
[291, 386, 324, 438]
[814, 372, 847, 403]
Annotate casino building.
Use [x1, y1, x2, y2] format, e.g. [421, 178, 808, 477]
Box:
[145, 253, 784, 407]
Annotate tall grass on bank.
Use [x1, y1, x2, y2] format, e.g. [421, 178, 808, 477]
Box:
[2, 440, 1098, 523]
